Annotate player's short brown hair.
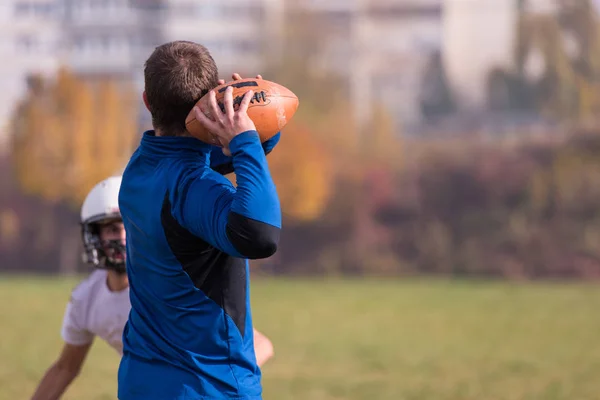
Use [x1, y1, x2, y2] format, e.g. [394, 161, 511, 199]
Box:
[144, 41, 219, 136]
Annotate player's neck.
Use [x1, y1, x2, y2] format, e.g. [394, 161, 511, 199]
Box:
[154, 127, 191, 137]
[106, 271, 129, 292]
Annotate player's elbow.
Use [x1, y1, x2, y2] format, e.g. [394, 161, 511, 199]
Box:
[249, 235, 279, 259]
[226, 212, 280, 259]
[261, 336, 275, 361]
[253, 329, 275, 367]
[229, 227, 279, 259]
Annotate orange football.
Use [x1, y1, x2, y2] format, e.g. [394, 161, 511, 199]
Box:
[185, 78, 299, 146]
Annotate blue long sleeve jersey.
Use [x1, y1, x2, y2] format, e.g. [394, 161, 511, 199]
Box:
[117, 130, 281, 400]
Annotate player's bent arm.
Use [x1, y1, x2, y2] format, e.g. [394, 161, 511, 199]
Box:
[253, 328, 274, 367]
[30, 342, 92, 400]
[226, 130, 282, 257]
[176, 131, 281, 259]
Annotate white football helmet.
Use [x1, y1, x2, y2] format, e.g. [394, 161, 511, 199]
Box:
[81, 176, 126, 272]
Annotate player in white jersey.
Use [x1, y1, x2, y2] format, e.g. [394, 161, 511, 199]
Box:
[31, 176, 274, 399]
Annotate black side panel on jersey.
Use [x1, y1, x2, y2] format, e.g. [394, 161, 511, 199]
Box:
[160, 192, 247, 337]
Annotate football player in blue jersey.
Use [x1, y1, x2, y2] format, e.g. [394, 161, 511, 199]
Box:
[117, 41, 281, 400]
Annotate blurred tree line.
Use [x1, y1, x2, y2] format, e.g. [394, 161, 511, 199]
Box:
[5, 68, 138, 274]
[3, 3, 600, 280]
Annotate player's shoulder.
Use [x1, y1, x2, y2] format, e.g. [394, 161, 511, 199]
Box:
[69, 270, 107, 304]
[121, 147, 142, 176]
[174, 160, 233, 192]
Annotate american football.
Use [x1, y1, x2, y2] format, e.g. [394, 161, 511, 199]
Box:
[185, 78, 299, 145]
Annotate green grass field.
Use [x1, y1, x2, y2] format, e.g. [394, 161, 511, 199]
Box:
[0, 276, 599, 400]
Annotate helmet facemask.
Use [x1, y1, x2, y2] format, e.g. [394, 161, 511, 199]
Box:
[82, 216, 126, 274]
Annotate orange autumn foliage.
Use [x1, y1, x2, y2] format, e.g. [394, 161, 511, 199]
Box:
[267, 123, 333, 222]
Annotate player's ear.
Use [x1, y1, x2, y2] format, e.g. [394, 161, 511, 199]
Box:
[142, 91, 151, 112]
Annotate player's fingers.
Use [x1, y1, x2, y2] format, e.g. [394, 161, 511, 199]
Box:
[223, 86, 235, 117]
[232, 73, 242, 81]
[256, 75, 262, 80]
[207, 91, 224, 124]
[238, 90, 254, 113]
[217, 79, 225, 85]
[193, 106, 218, 132]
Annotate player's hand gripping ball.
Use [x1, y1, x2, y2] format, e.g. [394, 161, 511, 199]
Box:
[185, 78, 299, 146]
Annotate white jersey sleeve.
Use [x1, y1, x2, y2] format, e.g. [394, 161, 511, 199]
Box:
[60, 284, 94, 346]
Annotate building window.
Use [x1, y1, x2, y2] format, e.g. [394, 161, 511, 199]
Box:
[14, 2, 29, 16]
[131, 0, 166, 11]
[39, 2, 54, 16]
[14, 1, 55, 17]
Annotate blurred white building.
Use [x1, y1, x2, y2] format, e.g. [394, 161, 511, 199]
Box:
[298, 0, 443, 130]
[61, 0, 147, 79]
[0, 0, 568, 148]
[162, 0, 283, 75]
[0, 0, 61, 149]
[441, 0, 559, 112]
[148, 0, 285, 128]
[0, 0, 446, 143]
[0, 0, 286, 144]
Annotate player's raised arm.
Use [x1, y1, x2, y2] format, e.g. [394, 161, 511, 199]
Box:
[174, 88, 281, 259]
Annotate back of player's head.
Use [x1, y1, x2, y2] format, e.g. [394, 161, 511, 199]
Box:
[144, 40, 219, 136]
